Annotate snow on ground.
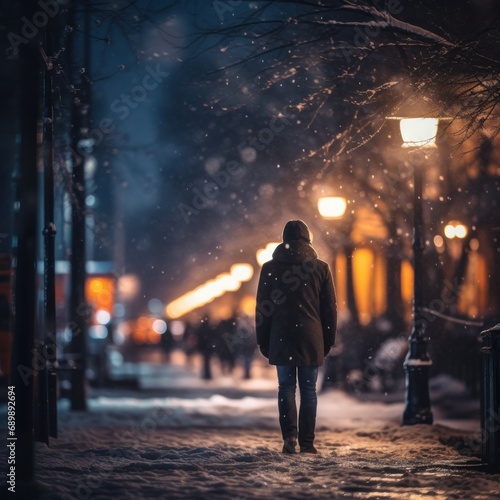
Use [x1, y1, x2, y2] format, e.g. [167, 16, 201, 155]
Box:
[1, 355, 499, 499]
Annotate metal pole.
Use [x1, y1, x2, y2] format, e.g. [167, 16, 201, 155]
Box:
[68, 0, 88, 411]
[42, 28, 58, 439]
[480, 324, 500, 470]
[403, 155, 433, 425]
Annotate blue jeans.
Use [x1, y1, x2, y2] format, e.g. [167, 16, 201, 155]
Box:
[277, 365, 318, 447]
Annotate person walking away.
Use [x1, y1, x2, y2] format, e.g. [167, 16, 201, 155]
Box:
[235, 311, 257, 379]
[181, 322, 198, 369]
[197, 316, 217, 380]
[215, 317, 236, 375]
[256, 220, 337, 454]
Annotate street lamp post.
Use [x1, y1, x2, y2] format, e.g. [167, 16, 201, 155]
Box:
[398, 117, 439, 425]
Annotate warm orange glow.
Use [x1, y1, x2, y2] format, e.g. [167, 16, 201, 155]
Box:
[318, 197, 347, 219]
[256, 242, 280, 266]
[351, 208, 388, 243]
[240, 295, 256, 316]
[336, 248, 387, 325]
[373, 251, 386, 316]
[444, 221, 468, 239]
[213, 305, 234, 322]
[86, 277, 114, 325]
[147, 329, 162, 344]
[215, 273, 241, 292]
[117, 274, 140, 301]
[166, 263, 253, 318]
[230, 263, 254, 282]
[434, 235, 444, 248]
[352, 248, 374, 325]
[457, 251, 488, 317]
[401, 260, 414, 311]
[335, 252, 348, 314]
[132, 316, 162, 344]
[137, 316, 150, 328]
[132, 323, 147, 344]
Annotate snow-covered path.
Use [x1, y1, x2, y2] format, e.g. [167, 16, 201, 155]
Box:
[2, 357, 499, 499]
[30, 406, 496, 500]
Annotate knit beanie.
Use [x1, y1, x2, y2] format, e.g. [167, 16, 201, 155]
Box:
[282, 220, 311, 243]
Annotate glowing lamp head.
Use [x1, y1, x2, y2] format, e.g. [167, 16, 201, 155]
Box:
[444, 221, 468, 239]
[317, 197, 347, 219]
[399, 118, 439, 148]
[256, 242, 280, 266]
[230, 263, 254, 282]
[216, 273, 241, 292]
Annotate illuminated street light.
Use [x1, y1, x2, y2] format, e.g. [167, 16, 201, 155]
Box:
[256, 242, 280, 266]
[444, 221, 468, 239]
[400, 118, 439, 148]
[230, 263, 254, 282]
[216, 273, 241, 292]
[117, 274, 140, 301]
[317, 196, 347, 219]
[166, 263, 253, 318]
[397, 115, 440, 426]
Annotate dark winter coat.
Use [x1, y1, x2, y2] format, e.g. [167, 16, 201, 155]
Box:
[255, 239, 337, 366]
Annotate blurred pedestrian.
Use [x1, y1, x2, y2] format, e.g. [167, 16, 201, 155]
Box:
[215, 317, 236, 375]
[197, 315, 217, 380]
[235, 312, 257, 379]
[182, 322, 198, 369]
[256, 220, 337, 454]
[160, 321, 175, 362]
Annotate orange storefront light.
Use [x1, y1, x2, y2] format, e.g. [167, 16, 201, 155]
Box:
[86, 277, 114, 324]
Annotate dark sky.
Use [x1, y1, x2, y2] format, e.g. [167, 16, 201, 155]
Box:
[87, 1, 337, 315]
[1, 0, 498, 319]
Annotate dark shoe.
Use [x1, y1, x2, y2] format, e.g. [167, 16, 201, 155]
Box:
[300, 445, 318, 454]
[282, 437, 297, 454]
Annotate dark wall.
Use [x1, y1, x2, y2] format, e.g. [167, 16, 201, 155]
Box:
[0, 2, 21, 255]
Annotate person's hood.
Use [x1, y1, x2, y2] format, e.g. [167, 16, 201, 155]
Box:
[272, 240, 318, 264]
[282, 220, 311, 243]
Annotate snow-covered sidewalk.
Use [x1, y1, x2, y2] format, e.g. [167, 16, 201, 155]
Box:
[2, 357, 498, 499]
